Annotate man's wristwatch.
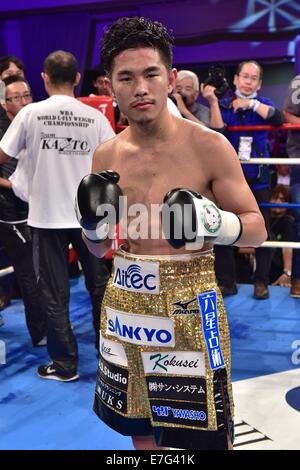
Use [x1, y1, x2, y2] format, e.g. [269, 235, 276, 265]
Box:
[283, 269, 291, 277]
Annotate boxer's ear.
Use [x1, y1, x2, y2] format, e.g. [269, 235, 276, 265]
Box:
[168, 68, 177, 93]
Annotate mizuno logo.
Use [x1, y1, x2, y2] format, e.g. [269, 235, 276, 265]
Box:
[172, 298, 197, 310]
[171, 298, 200, 315]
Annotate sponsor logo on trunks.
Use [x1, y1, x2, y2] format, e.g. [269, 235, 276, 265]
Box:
[171, 298, 200, 315]
[146, 375, 207, 402]
[150, 400, 208, 428]
[99, 355, 128, 392]
[142, 351, 205, 376]
[99, 332, 128, 367]
[106, 307, 174, 347]
[198, 291, 225, 370]
[95, 375, 127, 413]
[113, 258, 160, 294]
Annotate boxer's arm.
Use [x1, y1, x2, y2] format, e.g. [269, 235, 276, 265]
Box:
[210, 133, 267, 247]
[92, 140, 113, 174]
[82, 231, 113, 259]
[80, 140, 120, 258]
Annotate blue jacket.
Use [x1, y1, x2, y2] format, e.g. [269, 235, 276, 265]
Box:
[220, 95, 274, 191]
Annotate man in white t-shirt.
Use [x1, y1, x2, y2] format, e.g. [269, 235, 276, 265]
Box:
[0, 50, 115, 382]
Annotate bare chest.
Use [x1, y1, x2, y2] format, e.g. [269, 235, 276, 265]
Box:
[114, 148, 210, 208]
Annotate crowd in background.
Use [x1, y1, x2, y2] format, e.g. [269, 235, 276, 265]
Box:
[0, 52, 299, 357]
[88, 59, 300, 299]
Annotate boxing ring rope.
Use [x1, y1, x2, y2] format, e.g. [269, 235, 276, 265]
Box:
[228, 123, 300, 132]
[0, 266, 14, 278]
[246, 158, 300, 165]
[228, 122, 300, 250]
[262, 241, 300, 249]
[260, 203, 300, 208]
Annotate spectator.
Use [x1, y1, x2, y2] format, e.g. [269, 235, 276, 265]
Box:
[90, 63, 121, 124]
[283, 75, 300, 297]
[269, 185, 293, 287]
[0, 75, 47, 345]
[202, 60, 283, 299]
[270, 163, 290, 188]
[173, 70, 210, 126]
[0, 56, 25, 118]
[90, 63, 111, 97]
[0, 57, 26, 321]
[0, 50, 115, 381]
[0, 247, 13, 326]
[0, 56, 24, 80]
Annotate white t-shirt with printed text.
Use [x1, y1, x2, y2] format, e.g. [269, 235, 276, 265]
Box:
[0, 94, 115, 228]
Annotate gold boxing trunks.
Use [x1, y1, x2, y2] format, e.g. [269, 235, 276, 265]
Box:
[93, 248, 234, 450]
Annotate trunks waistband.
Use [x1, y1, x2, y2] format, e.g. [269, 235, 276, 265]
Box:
[114, 247, 215, 280]
[117, 246, 213, 261]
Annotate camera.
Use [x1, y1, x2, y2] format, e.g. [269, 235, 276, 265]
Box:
[169, 92, 188, 107]
[203, 64, 230, 99]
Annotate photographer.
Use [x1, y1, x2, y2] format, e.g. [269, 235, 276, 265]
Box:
[173, 70, 210, 126]
[201, 60, 283, 299]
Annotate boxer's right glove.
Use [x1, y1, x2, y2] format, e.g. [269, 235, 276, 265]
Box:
[162, 188, 242, 249]
[75, 170, 122, 244]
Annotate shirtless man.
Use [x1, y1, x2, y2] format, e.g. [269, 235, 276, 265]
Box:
[76, 16, 266, 451]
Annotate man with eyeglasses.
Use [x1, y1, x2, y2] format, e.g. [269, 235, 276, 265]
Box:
[0, 75, 47, 344]
[201, 60, 283, 300]
[0, 56, 25, 122]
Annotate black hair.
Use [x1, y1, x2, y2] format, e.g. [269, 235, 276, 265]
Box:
[0, 55, 24, 75]
[236, 60, 263, 80]
[3, 74, 30, 88]
[101, 16, 174, 76]
[93, 63, 106, 81]
[43, 50, 78, 86]
[270, 184, 291, 203]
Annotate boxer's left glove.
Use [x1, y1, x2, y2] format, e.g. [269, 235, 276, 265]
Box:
[162, 188, 242, 249]
[75, 170, 122, 244]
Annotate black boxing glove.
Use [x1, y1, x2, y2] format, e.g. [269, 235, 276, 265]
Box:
[162, 188, 242, 249]
[75, 170, 122, 243]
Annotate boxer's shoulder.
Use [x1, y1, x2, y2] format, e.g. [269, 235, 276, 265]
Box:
[92, 131, 124, 172]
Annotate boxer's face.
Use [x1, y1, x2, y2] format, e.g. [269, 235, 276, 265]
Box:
[110, 47, 176, 124]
